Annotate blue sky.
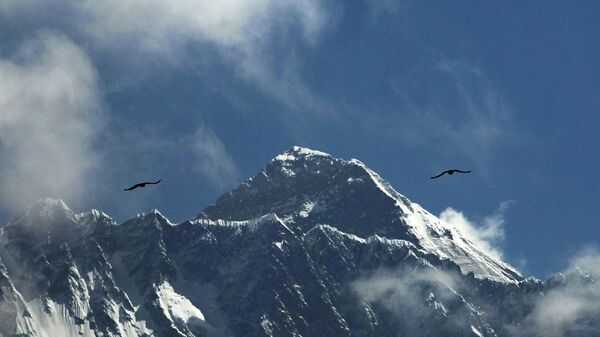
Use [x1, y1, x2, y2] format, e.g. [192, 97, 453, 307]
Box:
[0, 1, 598, 278]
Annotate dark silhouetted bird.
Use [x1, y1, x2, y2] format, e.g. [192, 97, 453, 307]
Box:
[430, 170, 471, 179]
[124, 179, 161, 191]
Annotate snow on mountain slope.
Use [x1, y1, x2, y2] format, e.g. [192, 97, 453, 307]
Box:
[0, 259, 37, 336]
[0, 200, 153, 337]
[200, 146, 521, 283]
[155, 281, 205, 331]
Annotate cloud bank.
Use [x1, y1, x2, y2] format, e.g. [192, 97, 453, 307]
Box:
[0, 32, 103, 213]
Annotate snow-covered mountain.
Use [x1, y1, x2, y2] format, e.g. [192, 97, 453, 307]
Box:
[200, 146, 520, 283]
[0, 147, 592, 336]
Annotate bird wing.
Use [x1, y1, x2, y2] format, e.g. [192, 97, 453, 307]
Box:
[141, 180, 161, 185]
[430, 171, 447, 179]
[454, 170, 471, 174]
[124, 183, 142, 191]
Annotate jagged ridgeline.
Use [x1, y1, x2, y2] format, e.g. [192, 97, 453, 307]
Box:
[0, 147, 594, 337]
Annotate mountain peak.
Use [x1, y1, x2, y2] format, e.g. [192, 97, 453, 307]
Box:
[204, 146, 413, 227]
[2, 198, 81, 245]
[12, 198, 74, 225]
[273, 146, 332, 162]
[123, 209, 174, 230]
[202, 147, 522, 283]
[30, 197, 70, 214]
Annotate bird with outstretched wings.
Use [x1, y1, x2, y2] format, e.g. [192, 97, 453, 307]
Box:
[430, 170, 471, 179]
[124, 179, 162, 191]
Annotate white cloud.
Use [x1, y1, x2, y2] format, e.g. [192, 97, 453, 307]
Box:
[75, 0, 325, 51]
[439, 201, 512, 260]
[522, 248, 600, 337]
[81, 0, 329, 111]
[352, 267, 491, 336]
[0, 32, 103, 213]
[0, 0, 330, 111]
[353, 268, 456, 333]
[191, 126, 240, 190]
[353, 268, 458, 307]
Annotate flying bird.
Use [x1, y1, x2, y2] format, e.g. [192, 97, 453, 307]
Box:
[124, 179, 162, 191]
[430, 170, 471, 179]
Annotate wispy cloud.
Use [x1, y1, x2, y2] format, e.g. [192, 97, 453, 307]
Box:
[516, 247, 600, 337]
[0, 0, 332, 113]
[191, 126, 240, 190]
[382, 60, 514, 174]
[352, 266, 493, 336]
[365, 0, 406, 21]
[82, 0, 330, 112]
[435, 60, 513, 168]
[439, 201, 513, 260]
[1, 0, 326, 48]
[0, 32, 103, 213]
[353, 268, 455, 333]
[94, 123, 240, 218]
[78, 0, 326, 54]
